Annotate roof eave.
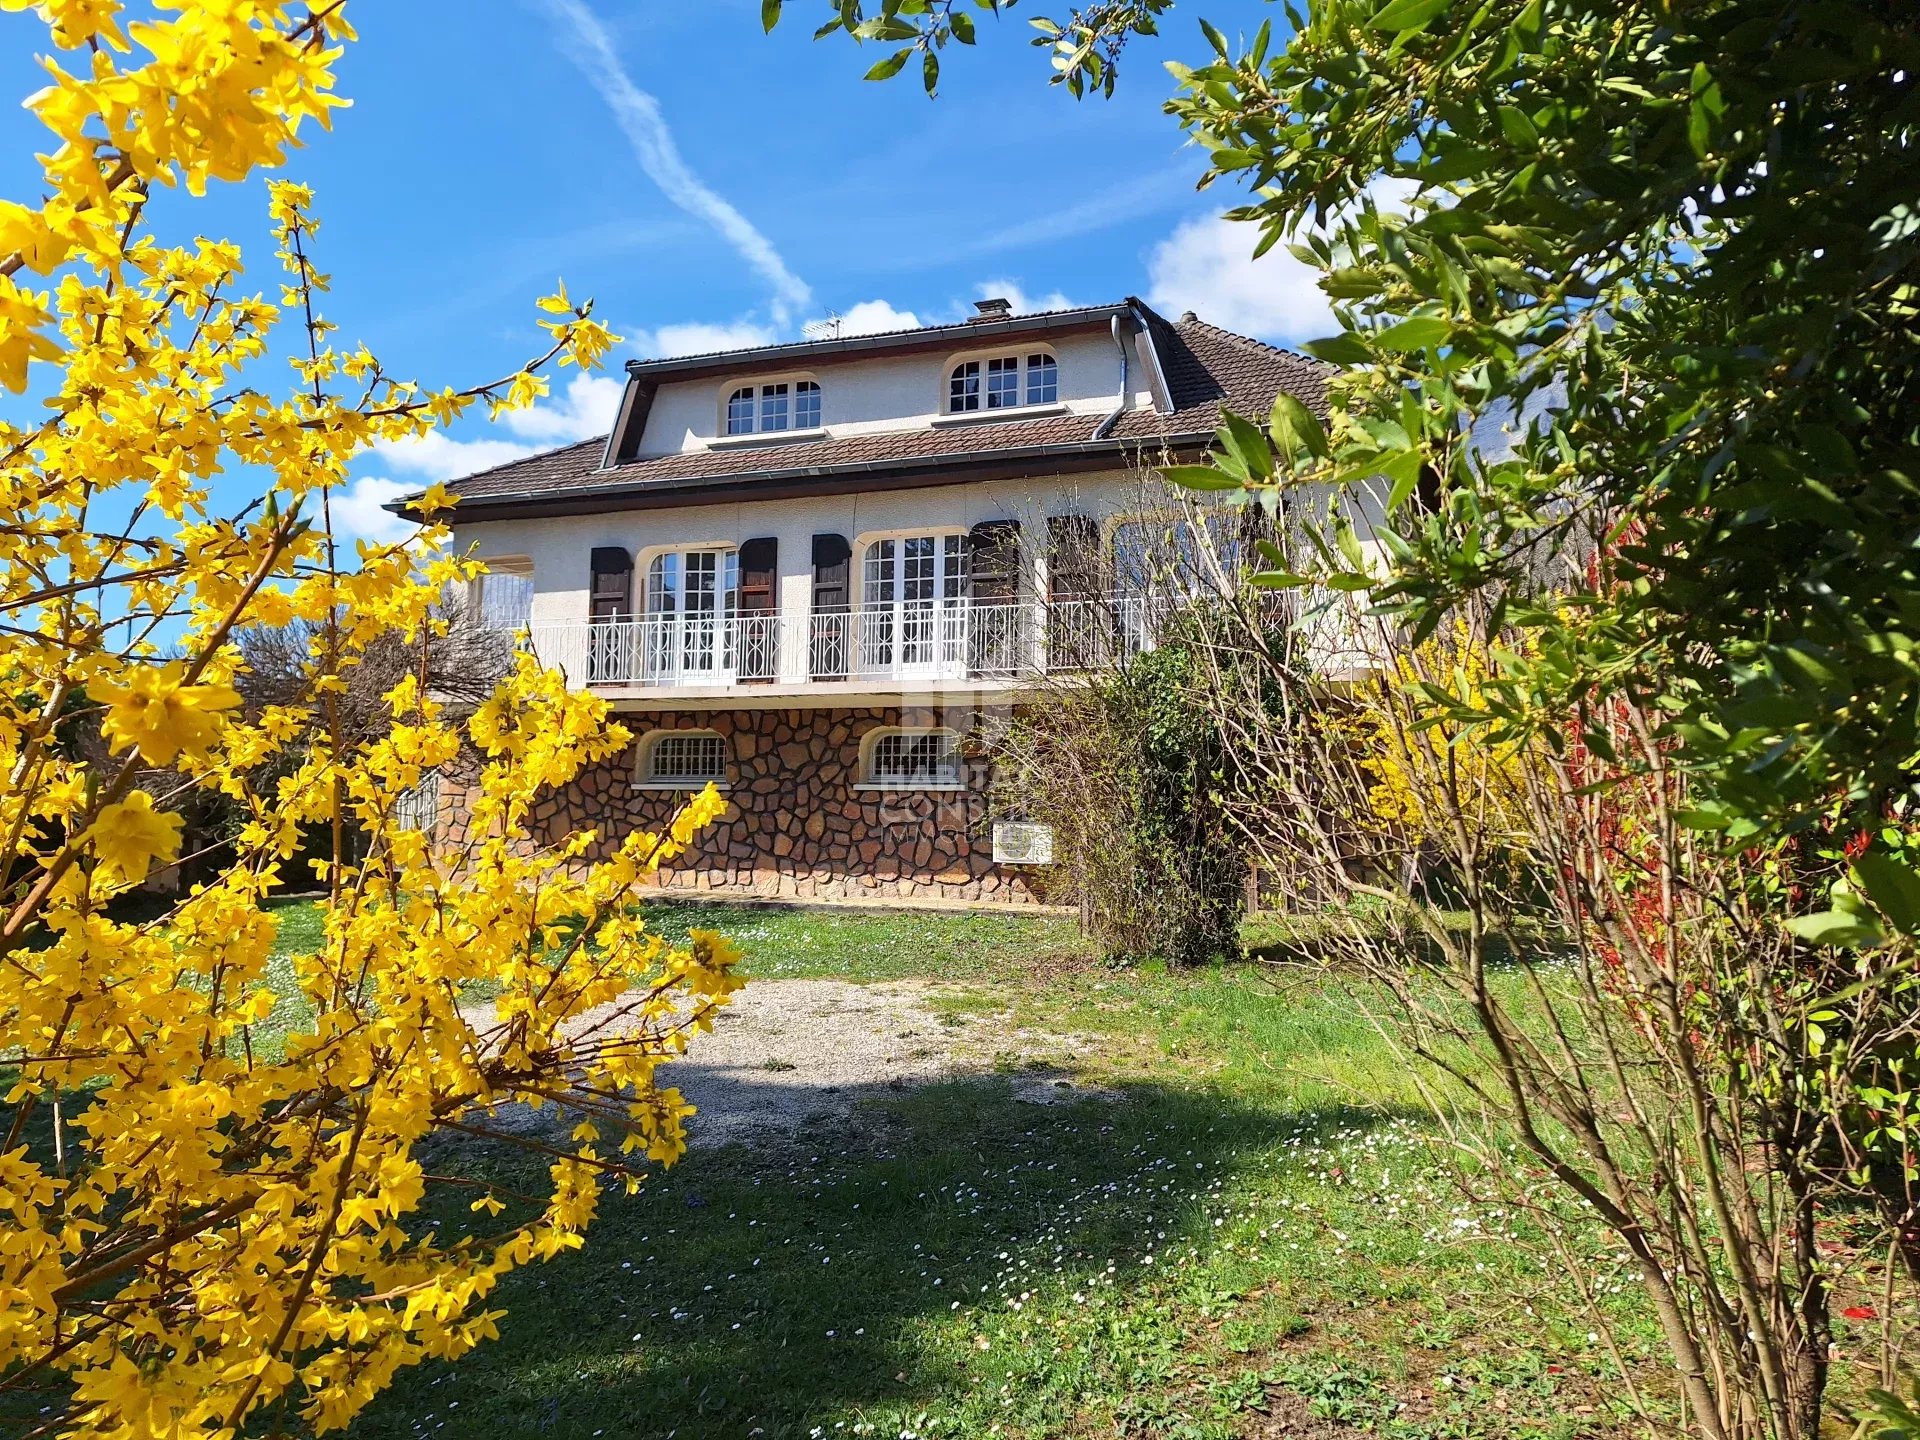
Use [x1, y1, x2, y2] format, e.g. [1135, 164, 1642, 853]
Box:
[426, 427, 1218, 520]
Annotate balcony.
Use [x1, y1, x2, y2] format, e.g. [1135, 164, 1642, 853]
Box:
[516, 596, 1176, 699]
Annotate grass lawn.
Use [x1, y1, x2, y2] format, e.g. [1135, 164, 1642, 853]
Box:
[247, 899, 1661, 1440]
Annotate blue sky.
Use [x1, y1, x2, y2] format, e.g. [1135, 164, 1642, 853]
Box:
[1, 0, 1333, 541]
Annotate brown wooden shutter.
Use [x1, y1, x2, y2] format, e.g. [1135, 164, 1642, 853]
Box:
[967, 520, 1020, 604]
[738, 537, 777, 614]
[809, 533, 852, 680]
[967, 520, 1022, 676]
[589, 546, 632, 622]
[1238, 499, 1278, 570]
[1046, 515, 1102, 670]
[737, 537, 779, 683]
[810, 533, 851, 613]
[1047, 515, 1100, 600]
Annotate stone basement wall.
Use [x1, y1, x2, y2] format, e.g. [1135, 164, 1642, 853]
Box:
[434, 705, 1049, 906]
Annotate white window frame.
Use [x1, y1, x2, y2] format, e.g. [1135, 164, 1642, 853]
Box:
[636, 729, 730, 790]
[394, 769, 441, 832]
[855, 726, 965, 792]
[856, 529, 970, 610]
[471, 556, 533, 631]
[943, 348, 1060, 416]
[643, 545, 740, 619]
[719, 375, 823, 438]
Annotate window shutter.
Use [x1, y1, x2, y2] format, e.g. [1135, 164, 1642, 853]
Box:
[1046, 515, 1100, 600]
[739, 537, 778, 614]
[967, 520, 1021, 605]
[1046, 515, 1102, 671]
[810, 533, 851, 613]
[1237, 502, 1276, 565]
[589, 546, 632, 622]
[809, 533, 853, 680]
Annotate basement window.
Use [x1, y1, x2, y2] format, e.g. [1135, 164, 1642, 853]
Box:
[859, 727, 963, 789]
[638, 730, 730, 788]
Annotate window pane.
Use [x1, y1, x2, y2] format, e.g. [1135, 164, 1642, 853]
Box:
[761, 383, 789, 432]
[901, 536, 935, 603]
[794, 380, 820, 429]
[863, 538, 896, 605]
[684, 550, 717, 612]
[941, 534, 968, 600]
[726, 386, 756, 435]
[1110, 516, 1239, 595]
[986, 355, 1019, 409]
[1026, 353, 1058, 405]
[479, 570, 533, 629]
[395, 770, 440, 832]
[949, 361, 980, 413]
[647, 553, 678, 615]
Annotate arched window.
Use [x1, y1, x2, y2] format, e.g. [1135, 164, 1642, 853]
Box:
[724, 378, 821, 435]
[860, 533, 968, 608]
[645, 548, 739, 617]
[948, 351, 1057, 414]
[637, 729, 729, 788]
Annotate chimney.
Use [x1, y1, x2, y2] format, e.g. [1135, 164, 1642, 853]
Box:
[970, 296, 1012, 323]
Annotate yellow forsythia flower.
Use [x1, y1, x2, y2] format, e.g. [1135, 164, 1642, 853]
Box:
[90, 660, 242, 765]
[0, 8, 713, 1437]
[86, 790, 184, 884]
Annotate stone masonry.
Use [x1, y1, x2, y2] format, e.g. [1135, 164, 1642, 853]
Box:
[434, 705, 1050, 905]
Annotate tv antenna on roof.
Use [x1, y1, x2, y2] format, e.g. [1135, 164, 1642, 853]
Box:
[802, 312, 843, 341]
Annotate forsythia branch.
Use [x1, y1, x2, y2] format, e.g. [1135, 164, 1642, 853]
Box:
[0, 6, 740, 1438]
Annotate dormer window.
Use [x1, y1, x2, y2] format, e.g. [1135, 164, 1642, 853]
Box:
[725, 379, 821, 436]
[948, 351, 1058, 414]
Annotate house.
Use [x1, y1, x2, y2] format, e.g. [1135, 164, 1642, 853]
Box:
[389, 297, 1332, 905]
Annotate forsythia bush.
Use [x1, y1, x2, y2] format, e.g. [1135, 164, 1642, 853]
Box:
[1351, 619, 1535, 852]
[0, 5, 740, 1436]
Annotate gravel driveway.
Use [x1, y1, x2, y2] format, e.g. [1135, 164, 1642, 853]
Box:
[460, 977, 1104, 1151]
[660, 977, 1103, 1148]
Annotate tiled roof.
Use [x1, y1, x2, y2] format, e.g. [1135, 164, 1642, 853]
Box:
[417, 308, 1333, 511]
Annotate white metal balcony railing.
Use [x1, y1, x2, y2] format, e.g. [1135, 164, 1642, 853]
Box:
[511, 596, 1178, 691]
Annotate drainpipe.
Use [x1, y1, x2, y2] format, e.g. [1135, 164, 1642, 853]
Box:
[1092, 314, 1130, 439]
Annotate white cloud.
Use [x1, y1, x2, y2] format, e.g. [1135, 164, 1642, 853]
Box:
[976, 280, 1079, 316]
[831, 299, 921, 336]
[499, 372, 626, 442]
[1145, 213, 1332, 343]
[798, 288, 1074, 341]
[332, 475, 416, 546]
[373, 430, 540, 480]
[542, 0, 812, 324]
[1145, 182, 1421, 342]
[629, 318, 781, 358]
